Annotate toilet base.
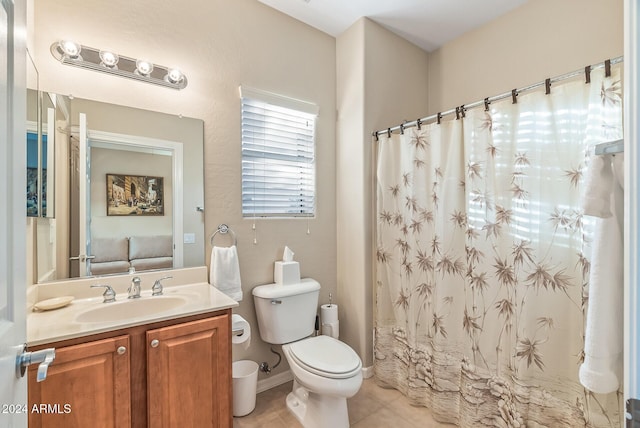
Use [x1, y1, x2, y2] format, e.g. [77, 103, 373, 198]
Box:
[286, 381, 350, 428]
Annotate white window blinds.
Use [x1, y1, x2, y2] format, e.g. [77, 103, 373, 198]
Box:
[240, 87, 317, 217]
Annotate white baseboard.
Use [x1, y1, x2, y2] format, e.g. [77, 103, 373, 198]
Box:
[361, 366, 374, 379]
[256, 369, 294, 394]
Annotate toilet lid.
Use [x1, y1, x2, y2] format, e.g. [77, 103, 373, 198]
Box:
[288, 336, 361, 379]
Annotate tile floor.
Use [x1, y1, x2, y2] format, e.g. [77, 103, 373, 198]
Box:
[233, 377, 453, 427]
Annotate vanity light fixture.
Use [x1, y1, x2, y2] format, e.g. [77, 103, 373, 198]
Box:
[59, 40, 82, 59]
[165, 68, 185, 85]
[135, 59, 153, 76]
[99, 50, 119, 69]
[50, 40, 188, 90]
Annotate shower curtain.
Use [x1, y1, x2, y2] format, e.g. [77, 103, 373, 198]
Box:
[375, 67, 622, 427]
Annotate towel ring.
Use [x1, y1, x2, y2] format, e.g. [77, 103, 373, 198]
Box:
[210, 224, 237, 247]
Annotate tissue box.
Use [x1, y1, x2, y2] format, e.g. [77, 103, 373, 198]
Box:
[274, 261, 300, 285]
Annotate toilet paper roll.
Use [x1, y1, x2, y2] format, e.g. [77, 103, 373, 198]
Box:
[321, 304, 338, 324]
[321, 304, 339, 338]
[232, 314, 251, 350]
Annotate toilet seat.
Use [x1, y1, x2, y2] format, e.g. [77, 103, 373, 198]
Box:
[287, 335, 361, 379]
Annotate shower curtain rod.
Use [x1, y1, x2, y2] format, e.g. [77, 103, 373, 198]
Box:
[373, 56, 623, 139]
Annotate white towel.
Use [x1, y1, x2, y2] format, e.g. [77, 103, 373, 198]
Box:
[209, 245, 243, 301]
[579, 154, 623, 394]
[581, 154, 613, 217]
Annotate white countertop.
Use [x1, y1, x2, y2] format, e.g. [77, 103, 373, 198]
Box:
[28, 267, 239, 346]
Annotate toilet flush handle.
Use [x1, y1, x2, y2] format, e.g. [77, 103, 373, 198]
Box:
[271, 300, 282, 305]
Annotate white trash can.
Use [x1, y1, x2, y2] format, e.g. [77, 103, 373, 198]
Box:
[232, 360, 259, 417]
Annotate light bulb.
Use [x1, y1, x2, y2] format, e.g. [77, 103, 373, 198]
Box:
[99, 50, 119, 68]
[135, 60, 154, 76]
[59, 40, 81, 58]
[165, 68, 184, 84]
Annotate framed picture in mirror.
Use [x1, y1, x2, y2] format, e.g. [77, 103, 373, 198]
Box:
[106, 173, 164, 216]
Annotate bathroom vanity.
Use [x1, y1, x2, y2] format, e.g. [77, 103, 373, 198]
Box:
[26, 267, 237, 428]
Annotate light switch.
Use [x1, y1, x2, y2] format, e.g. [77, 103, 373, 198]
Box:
[183, 233, 196, 244]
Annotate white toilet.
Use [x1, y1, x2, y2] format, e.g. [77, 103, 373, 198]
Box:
[252, 278, 362, 428]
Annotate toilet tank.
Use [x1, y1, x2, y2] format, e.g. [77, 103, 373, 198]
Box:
[252, 278, 320, 344]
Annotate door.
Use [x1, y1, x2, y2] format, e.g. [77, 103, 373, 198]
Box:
[146, 315, 232, 428]
[28, 336, 131, 428]
[78, 113, 91, 276]
[69, 113, 91, 276]
[625, 0, 640, 423]
[0, 0, 28, 425]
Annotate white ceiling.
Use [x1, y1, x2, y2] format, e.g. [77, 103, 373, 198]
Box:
[258, 0, 529, 52]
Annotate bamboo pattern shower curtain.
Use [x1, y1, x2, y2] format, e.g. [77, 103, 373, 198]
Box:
[375, 67, 622, 427]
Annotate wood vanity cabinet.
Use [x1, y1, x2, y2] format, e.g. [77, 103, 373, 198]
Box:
[147, 315, 231, 427]
[28, 335, 131, 428]
[28, 310, 232, 428]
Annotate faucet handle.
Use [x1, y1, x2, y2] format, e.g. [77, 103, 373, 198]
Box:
[128, 276, 142, 299]
[152, 276, 173, 296]
[91, 284, 116, 303]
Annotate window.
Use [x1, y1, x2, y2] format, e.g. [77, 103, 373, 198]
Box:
[240, 87, 317, 217]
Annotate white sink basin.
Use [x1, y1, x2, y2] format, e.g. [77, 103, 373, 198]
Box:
[74, 296, 188, 323]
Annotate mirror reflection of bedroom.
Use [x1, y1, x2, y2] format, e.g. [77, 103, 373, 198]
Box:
[25, 92, 204, 283]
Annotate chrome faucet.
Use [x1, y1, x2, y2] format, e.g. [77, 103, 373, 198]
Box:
[91, 284, 116, 303]
[152, 276, 173, 296]
[128, 276, 142, 299]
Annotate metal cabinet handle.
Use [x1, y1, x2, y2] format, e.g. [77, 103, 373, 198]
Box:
[117, 346, 126, 355]
[150, 339, 159, 348]
[17, 345, 56, 382]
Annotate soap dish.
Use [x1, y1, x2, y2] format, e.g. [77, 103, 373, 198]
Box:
[33, 296, 74, 311]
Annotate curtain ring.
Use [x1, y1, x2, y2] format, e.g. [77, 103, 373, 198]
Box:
[387, 128, 391, 138]
[585, 65, 591, 84]
[484, 98, 490, 111]
[416, 118, 422, 130]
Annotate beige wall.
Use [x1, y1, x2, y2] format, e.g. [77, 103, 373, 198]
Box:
[428, 0, 624, 115]
[336, 19, 367, 365]
[33, 0, 336, 380]
[336, 18, 429, 366]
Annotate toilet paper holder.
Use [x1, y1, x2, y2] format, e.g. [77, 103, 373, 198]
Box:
[232, 328, 245, 337]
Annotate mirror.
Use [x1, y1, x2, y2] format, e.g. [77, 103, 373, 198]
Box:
[27, 92, 205, 283]
[26, 86, 55, 218]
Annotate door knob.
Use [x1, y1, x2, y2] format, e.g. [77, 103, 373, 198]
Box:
[16, 345, 55, 382]
[150, 339, 159, 348]
[117, 346, 126, 355]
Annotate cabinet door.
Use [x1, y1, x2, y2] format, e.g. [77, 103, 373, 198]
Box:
[147, 314, 231, 428]
[28, 335, 131, 428]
